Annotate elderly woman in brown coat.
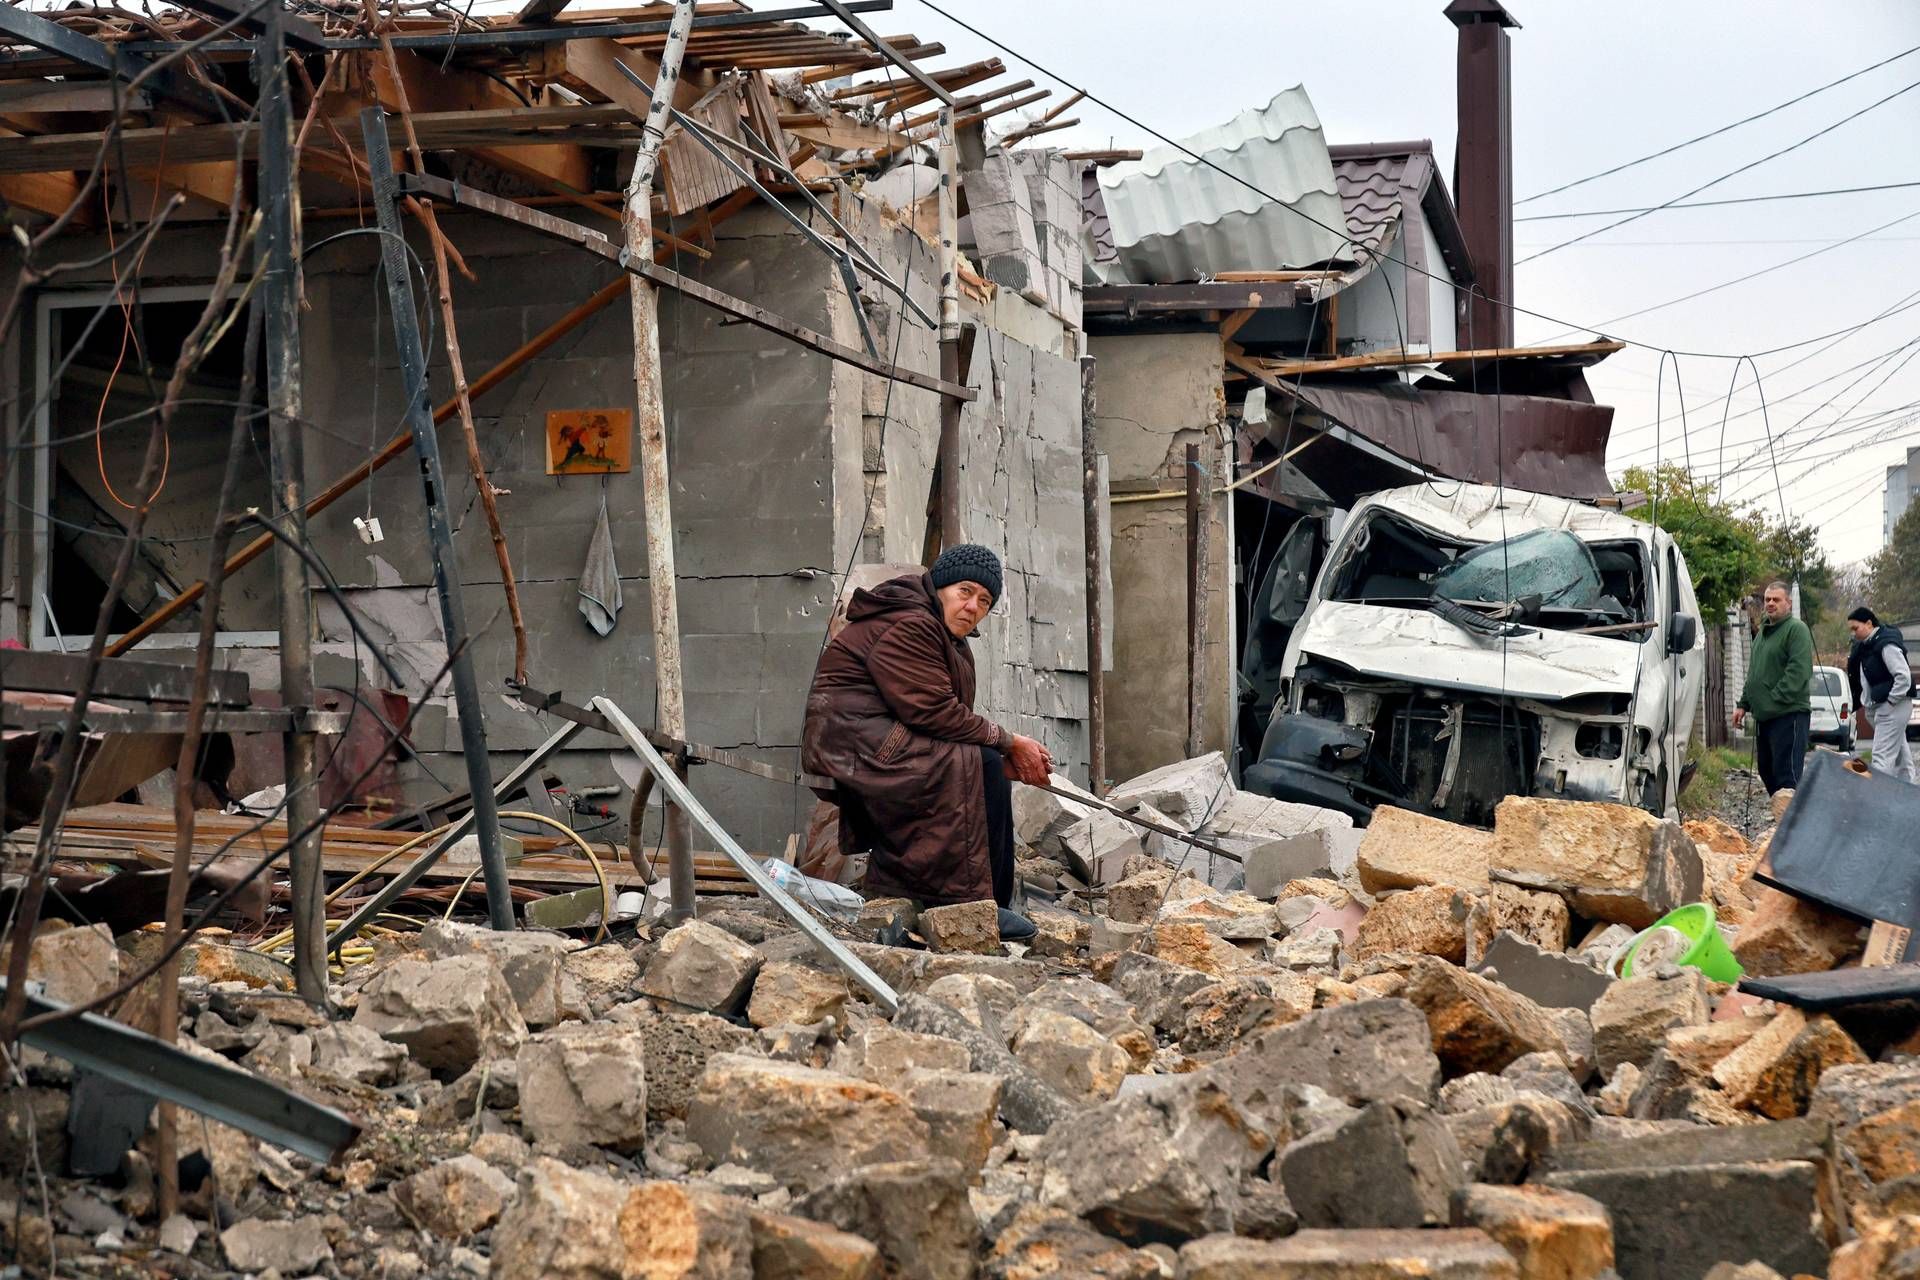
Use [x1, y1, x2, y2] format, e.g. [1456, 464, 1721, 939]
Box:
[803, 545, 1053, 941]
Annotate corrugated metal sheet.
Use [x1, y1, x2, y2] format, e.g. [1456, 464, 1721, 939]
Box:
[1092, 87, 1349, 283]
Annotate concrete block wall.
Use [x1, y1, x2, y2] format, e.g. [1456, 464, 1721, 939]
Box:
[1015, 150, 1085, 331]
[963, 149, 1045, 304]
[1087, 332, 1234, 783]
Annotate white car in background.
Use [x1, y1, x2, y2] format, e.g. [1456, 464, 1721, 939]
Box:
[1808, 665, 1852, 751]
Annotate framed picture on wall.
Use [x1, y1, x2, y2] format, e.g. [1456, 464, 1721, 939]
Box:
[546, 409, 632, 475]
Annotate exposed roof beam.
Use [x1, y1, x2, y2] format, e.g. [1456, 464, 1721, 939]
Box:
[0, 3, 216, 114]
[812, 0, 949, 106]
[172, 0, 329, 52]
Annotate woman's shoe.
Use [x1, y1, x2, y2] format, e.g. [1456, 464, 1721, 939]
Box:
[997, 907, 1037, 942]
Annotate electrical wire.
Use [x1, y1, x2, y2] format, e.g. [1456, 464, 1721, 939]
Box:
[1516, 179, 1920, 221]
[1515, 44, 1920, 206]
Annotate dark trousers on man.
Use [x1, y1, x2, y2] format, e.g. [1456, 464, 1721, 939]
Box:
[1756, 710, 1810, 794]
[980, 747, 1015, 908]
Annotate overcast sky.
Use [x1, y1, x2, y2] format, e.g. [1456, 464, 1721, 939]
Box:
[866, 0, 1920, 567]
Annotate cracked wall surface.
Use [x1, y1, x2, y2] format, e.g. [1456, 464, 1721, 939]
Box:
[1087, 332, 1235, 782]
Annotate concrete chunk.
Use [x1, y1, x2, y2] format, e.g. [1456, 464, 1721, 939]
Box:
[1354, 886, 1481, 964]
[1404, 957, 1568, 1076]
[1279, 1100, 1464, 1229]
[1730, 887, 1865, 977]
[392, 1154, 515, 1238]
[1590, 972, 1709, 1076]
[1711, 1008, 1867, 1119]
[419, 920, 582, 1028]
[1491, 797, 1704, 928]
[1358, 806, 1494, 894]
[1474, 933, 1615, 1014]
[354, 953, 527, 1074]
[747, 1208, 882, 1280]
[26, 924, 119, 1005]
[1175, 1229, 1520, 1278]
[1106, 752, 1233, 831]
[1201, 998, 1442, 1126]
[746, 960, 850, 1030]
[517, 1022, 649, 1151]
[921, 900, 1003, 955]
[685, 1055, 931, 1193]
[1450, 1183, 1614, 1280]
[639, 920, 764, 1015]
[796, 1158, 979, 1280]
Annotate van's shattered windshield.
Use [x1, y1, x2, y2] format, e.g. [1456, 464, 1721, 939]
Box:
[1330, 514, 1644, 636]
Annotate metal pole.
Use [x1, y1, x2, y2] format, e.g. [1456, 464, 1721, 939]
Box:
[360, 107, 514, 930]
[256, 3, 325, 1000]
[934, 105, 963, 550]
[624, 0, 699, 921]
[1185, 441, 1204, 760]
[1080, 356, 1106, 795]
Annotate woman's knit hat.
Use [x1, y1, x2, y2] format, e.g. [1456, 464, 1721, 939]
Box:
[930, 543, 1003, 605]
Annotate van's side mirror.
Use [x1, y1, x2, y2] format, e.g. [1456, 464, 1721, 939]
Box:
[1667, 613, 1698, 655]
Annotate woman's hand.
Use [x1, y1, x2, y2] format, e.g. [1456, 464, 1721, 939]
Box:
[1007, 734, 1053, 786]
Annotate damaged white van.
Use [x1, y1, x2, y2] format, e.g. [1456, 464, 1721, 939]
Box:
[1241, 483, 1703, 825]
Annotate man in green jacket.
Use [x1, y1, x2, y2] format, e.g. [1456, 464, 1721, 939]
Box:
[1735, 581, 1814, 793]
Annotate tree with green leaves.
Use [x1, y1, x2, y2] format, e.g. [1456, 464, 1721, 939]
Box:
[1762, 517, 1833, 628]
[1618, 463, 1767, 618]
[1870, 499, 1920, 624]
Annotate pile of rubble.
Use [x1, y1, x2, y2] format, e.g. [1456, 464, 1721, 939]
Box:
[5, 750, 1915, 1279]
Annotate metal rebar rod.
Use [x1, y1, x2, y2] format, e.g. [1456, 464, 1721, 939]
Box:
[361, 106, 514, 931]
[1185, 441, 1204, 760]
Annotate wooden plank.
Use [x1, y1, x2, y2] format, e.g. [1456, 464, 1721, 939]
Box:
[1, 651, 250, 706]
[370, 49, 592, 192]
[1084, 282, 1308, 315]
[2, 707, 349, 734]
[401, 172, 976, 401]
[741, 71, 788, 163]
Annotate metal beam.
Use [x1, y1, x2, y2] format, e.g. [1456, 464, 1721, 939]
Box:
[813, 0, 951, 106]
[0, 3, 217, 114]
[590, 696, 901, 1012]
[173, 0, 329, 51]
[396, 172, 974, 401]
[8, 983, 361, 1164]
[0, 707, 348, 734]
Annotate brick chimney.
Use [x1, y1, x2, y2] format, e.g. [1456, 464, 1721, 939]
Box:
[1445, 0, 1520, 349]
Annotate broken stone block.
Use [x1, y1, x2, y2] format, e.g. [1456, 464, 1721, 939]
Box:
[1440, 1074, 1520, 1115]
[561, 944, 641, 1013]
[1017, 978, 1155, 1066]
[747, 1207, 882, 1280]
[1503, 1053, 1596, 1117]
[1450, 1183, 1614, 1280]
[1057, 808, 1147, 885]
[1710, 1008, 1867, 1119]
[1730, 886, 1865, 977]
[1279, 1099, 1463, 1229]
[26, 923, 120, 1004]
[1028, 908, 1091, 960]
[1090, 916, 1149, 956]
[1105, 752, 1232, 831]
[921, 971, 1021, 1036]
[1589, 972, 1709, 1076]
[746, 961, 850, 1030]
[1624, 1049, 1746, 1126]
[1474, 933, 1615, 1014]
[1404, 957, 1568, 1076]
[517, 1022, 649, 1151]
[1353, 885, 1479, 964]
[306, 1021, 409, 1086]
[1035, 1075, 1270, 1243]
[1539, 1120, 1839, 1280]
[1009, 1005, 1129, 1101]
[831, 1022, 973, 1087]
[1178, 972, 1316, 1054]
[921, 900, 1003, 955]
[419, 920, 583, 1028]
[1357, 806, 1494, 894]
[1159, 889, 1279, 941]
[1202, 998, 1442, 1130]
[1014, 770, 1097, 859]
[983, 1204, 1161, 1279]
[1447, 1095, 1590, 1185]
[796, 1158, 980, 1280]
[1830, 1214, 1920, 1280]
[687, 1054, 930, 1193]
[1107, 861, 1209, 925]
[1175, 1229, 1521, 1278]
[901, 1069, 1002, 1179]
[220, 1217, 332, 1273]
[639, 920, 764, 1015]
[392, 1154, 515, 1237]
[1491, 797, 1704, 928]
[1479, 884, 1574, 957]
[1146, 920, 1253, 976]
[492, 1157, 626, 1278]
[1266, 927, 1344, 974]
[604, 1002, 752, 1122]
[353, 953, 527, 1074]
[1108, 950, 1218, 1034]
[620, 1180, 755, 1279]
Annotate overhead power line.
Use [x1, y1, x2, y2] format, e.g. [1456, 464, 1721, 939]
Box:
[1516, 180, 1920, 221]
[1517, 44, 1920, 206]
[1518, 76, 1920, 265]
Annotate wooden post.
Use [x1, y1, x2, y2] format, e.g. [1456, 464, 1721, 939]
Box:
[934, 104, 963, 551]
[624, 0, 699, 921]
[1185, 441, 1204, 761]
[1080, 355, 1106, 795]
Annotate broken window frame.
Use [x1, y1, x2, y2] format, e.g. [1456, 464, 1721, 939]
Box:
[28, 283, 278, 652]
